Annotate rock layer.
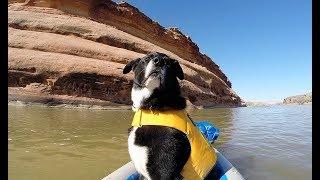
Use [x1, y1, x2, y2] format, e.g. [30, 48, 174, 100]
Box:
[8, 0, 241, 107]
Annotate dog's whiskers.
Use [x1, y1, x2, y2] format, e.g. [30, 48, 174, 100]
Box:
[132, 68, 146, 87]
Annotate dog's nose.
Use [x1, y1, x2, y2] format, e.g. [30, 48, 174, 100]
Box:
[154, 58, 164, 66]
[154, 58, 159, 64]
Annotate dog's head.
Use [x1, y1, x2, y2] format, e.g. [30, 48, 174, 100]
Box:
[123, 52, 185, 110]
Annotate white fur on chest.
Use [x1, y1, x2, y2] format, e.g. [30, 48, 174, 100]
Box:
[131, 60, 160, 111]
[128, 127, 151, 180]
[131, 88, 152, 111]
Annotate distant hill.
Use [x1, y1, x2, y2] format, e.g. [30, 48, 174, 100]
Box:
[283, 92, 312, 105]
[243, 100, 281, 107]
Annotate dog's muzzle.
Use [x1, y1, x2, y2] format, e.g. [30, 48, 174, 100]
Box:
[133, 70, 161, 88]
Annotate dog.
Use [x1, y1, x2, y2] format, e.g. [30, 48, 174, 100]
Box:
[123, 52, 217, 180]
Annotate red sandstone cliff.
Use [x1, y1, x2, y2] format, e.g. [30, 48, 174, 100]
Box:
[8, 0, 242, 108]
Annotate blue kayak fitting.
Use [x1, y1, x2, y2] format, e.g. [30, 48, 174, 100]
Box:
[194, 121, 220, 144]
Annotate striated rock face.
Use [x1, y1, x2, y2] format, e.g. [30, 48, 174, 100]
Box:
[283, 93, 312, 105]
[8, 0, 241, 107]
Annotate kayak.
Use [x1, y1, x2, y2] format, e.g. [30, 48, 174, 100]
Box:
[102, 149, 244, 180]
[102, 122, 245, 180]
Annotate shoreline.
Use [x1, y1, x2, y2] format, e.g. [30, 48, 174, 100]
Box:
[9, 87, 311, 110]
[8, 87, 245, 110]
[8, 87, 132, 110]
[8, 100, 132, 110]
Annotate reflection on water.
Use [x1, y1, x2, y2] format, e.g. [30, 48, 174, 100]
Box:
[191, 108, 235, 147]
[8, 104, 311, 180]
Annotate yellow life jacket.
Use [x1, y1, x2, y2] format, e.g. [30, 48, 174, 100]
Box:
[132, 109, 217, 180]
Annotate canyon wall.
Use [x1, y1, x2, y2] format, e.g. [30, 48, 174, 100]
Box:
[8, 0, 242, 107]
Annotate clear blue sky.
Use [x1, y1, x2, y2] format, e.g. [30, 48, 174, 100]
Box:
[117, 0, 312, 101]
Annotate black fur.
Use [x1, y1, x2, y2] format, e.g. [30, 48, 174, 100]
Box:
[124, 52, 191, 180]
[135, 126, 190, 180]
[123, 58, 141, 74]
[141, 89, 187, 111]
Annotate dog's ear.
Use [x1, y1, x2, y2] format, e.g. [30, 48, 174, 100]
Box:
[172, 60, 184, 80]
[123, 58, 141, 74]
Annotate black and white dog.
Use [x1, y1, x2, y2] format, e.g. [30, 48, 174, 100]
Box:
[123, 52, 191, 180]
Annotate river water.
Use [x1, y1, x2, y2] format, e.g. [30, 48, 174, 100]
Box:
[8, 103, 312, 180]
